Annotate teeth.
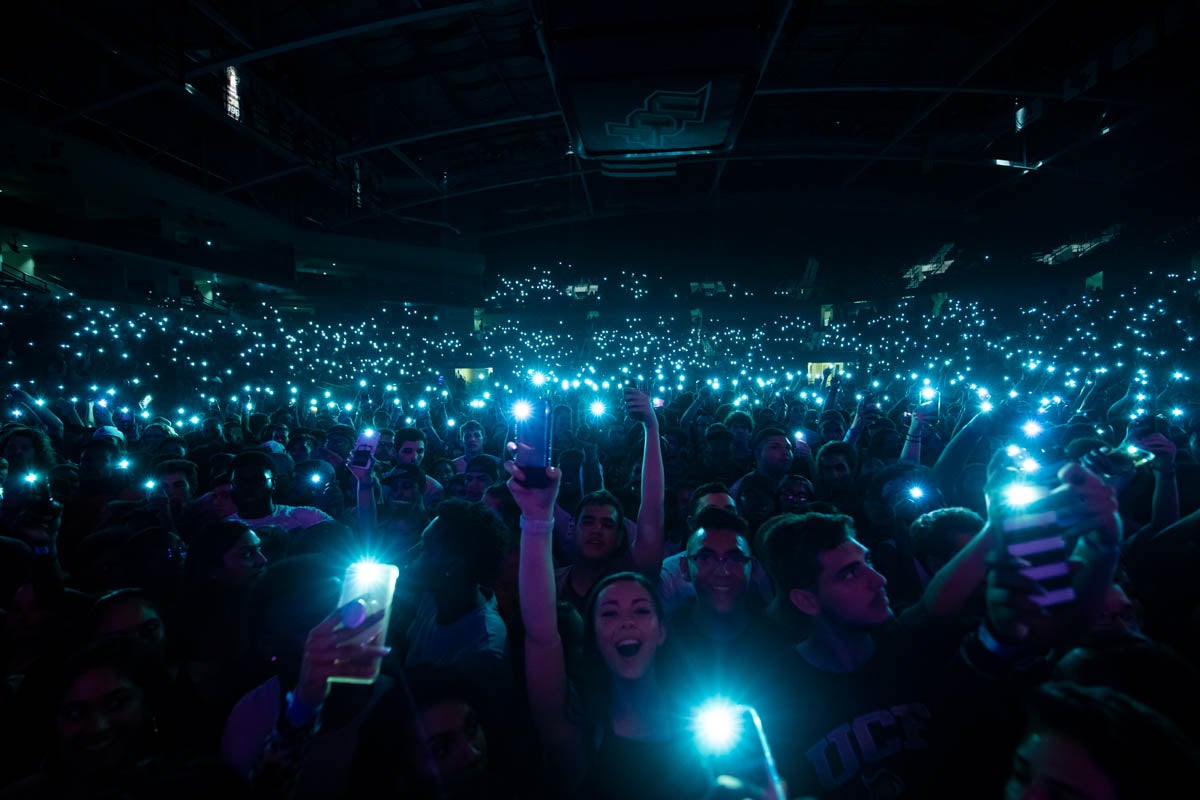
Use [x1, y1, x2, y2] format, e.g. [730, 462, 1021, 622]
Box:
[617, 638, 639, 646]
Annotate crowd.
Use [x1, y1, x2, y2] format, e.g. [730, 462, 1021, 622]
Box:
[0, 265, 1199, 799]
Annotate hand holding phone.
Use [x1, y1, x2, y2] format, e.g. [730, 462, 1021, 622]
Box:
[12, 473, 61, 550]
[512, 398, 552, 488]
[624, 386, 653, 424]
[319, 561, 399, 688]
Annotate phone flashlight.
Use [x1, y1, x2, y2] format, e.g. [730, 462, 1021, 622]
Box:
[310, 473, 323, 485]
[1022, 421, 1043, 438]
[793, 430, 805, 442]
[692, 699, 788, 800]
[331, 559, 399, 686]
[908, 486, 925, 500]
[117, 459, 130, 470]
[590, 401, 606, 418]
[144, 479, 157, 491]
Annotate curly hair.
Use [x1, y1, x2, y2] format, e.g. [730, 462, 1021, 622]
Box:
[0, 426, 58, 473]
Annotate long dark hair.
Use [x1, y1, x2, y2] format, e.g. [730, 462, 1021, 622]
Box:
[576, 572, 666, 730]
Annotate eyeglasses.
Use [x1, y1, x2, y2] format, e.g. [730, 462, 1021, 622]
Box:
[689, 551, 750, 571]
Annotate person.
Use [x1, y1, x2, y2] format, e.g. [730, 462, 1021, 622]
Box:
[724, 410, 756, 464]
[553, 388, 665, 613]
[1006, 682, 1200, 800]
[815, 440, 859, 516]
[4, 639, 170, 799]
[348, 666, 509, 800]
[656, 507, 787, 713]
[452, 421, 500, 474]
[907, 506, 985, 589]
[226, 451, 332, 532]
[762, 450, 1124, 799]
[90, 588, 167, 652]
[174, 520, 268, 715]
[777, 473, 816, 514]
[461, 455, 498, 503]
[150, 459, 197, 532]
[506, 460, 712, 800]
[728, 427, 794, 532]
[657, 483, 771, 615]
[399, 501, 512, 707]
[220, 555, 391, 798]
[394, 427, 444, 507]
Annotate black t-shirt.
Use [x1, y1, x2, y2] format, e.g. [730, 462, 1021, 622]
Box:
[767, 614, 961, 800]
[658, 601, 792, 714]
[579, 728, 712, 800]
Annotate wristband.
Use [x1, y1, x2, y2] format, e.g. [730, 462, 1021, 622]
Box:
[977, 621, 1020, 657]
[520, 516, 554, 536]
[285, 690, 323, 728]
[31, 544, 56, 559]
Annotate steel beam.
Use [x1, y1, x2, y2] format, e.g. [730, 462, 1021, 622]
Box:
[711, 0, 794, 195]
[185, 2, 485, 78]
[841, 1, 1057, 189]
[530, 3, 593, 217]
[337, 111, 561, 160]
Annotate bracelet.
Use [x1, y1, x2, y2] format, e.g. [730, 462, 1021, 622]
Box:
[284, 690, 323, 728]
[31, 544, 56, 559]
[521, 516, 554, 536]
[977, 621, 1020, 657]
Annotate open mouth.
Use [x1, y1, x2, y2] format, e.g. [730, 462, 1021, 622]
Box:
[615, 639, 642, 657]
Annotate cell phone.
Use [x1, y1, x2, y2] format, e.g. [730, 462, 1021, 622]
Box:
[625, 387, 647, 422]
[329, 561, 399, 686]
[694, 702, 787, 800]
[515, 398, 552, 489]
[1130, 414, 1169, 438]
[998, 461, 1075, 608]
[350, 429, 378, 468]
[20, 473, 54, 514]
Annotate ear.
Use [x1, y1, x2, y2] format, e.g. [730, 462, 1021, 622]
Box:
[655, 620, 667, 647]
[789, 587, 820, 618]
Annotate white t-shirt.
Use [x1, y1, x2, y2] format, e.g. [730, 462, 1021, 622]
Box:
[228, 503, 333, 530]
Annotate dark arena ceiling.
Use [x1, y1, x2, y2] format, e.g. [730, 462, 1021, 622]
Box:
[1, 0, 1198, 302]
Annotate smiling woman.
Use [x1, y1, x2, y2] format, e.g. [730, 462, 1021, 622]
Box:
[11, 638, 168, 796]
[511, 458, 712, 800]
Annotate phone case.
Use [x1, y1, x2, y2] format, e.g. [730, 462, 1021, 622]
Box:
[515, 398, 552, 488]
[329, 562, 399, 685]
[1001, 511, 1075, 608]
